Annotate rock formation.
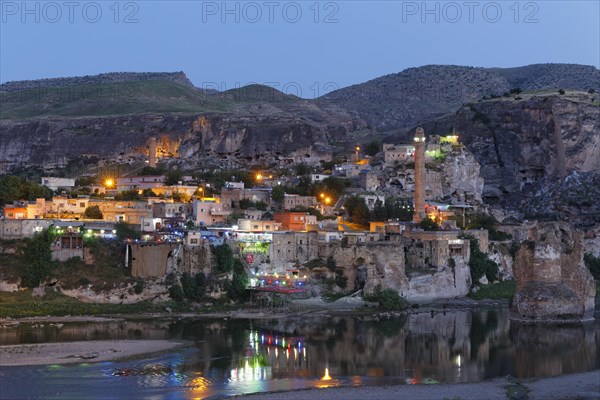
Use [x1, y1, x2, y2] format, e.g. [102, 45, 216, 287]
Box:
[511, 221, 596, 322]
[420, 92, 600, 226]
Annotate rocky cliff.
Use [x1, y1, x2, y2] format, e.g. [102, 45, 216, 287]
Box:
[512, 221, 596, 322]
[418, 91, 600, 225]
[0, 112, 362, 171]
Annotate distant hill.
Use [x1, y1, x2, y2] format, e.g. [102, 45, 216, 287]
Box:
[322, 63, 600, 130]
[0, 72, 195, 92]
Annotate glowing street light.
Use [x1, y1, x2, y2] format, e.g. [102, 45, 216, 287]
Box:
[104, 179, 114, 188]
[256, 173, 263, 181]
[325, 197, 332, 205]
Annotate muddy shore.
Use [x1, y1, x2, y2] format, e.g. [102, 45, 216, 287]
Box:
[0, 340, 188, 366]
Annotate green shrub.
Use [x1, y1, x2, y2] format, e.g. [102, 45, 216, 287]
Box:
[133, 279, 144, 294]
[213, 245, 234, 273]
[20, 231, 53, 288]
[168, 284, 184, 302]
[180, 273, 204, 301]
[461, 234, 500, 285]
[83, 205, 103, 219]
[364, 285, 409, 311]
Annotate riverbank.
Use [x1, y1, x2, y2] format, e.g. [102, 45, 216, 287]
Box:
[0, 340, 188, 366]
[233, 371, 600, 400]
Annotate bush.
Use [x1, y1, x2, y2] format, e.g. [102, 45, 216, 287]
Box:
[115, 222, 141, 241]
[364, 140, 380, 156]
[213, 245, 234, 273]
[83, 205, 103, 219]
[461, 235, 500, 285]
[20, 231, 53, 288]
[168, 284, 184, 302]
[364, 285, 409, 311]
[227, 260, 248, 302]
[559, 89, 566, 95]
[419, 217, 438, 231]
[133, 279, 144, 294]
[181, 273, 204, 301]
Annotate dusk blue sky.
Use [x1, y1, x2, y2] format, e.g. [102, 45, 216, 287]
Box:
[1, 0, 599, 97]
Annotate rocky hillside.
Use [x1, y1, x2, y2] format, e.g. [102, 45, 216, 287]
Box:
[413, 90, 600, 226]
[0, 72, 195, 92]
[322, 64, 600, 130]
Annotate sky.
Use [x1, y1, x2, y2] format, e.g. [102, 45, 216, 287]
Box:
[1, 0, 599, 97]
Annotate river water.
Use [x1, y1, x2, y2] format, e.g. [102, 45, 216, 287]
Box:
[1, 308, 599, 399]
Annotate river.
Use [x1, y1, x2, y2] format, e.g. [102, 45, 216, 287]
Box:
[1, 308, 599, 399]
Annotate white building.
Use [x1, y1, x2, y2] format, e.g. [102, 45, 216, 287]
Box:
[41, 177, 75, 191]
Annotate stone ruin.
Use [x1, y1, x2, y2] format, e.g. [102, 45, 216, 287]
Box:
[511, 221, 596, 322]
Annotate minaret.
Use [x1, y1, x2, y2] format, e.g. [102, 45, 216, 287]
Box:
[148, 137, 157, 168]
[413, 127, 426, 223]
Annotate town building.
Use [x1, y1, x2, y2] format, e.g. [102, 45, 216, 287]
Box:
[283, 194, 318, 210]
[274, 212, 317, 231]
[383, 144, 415, 165]
[116, 176, 165, 192]
[41, 177, 76, 191]
[236, 219, 281, 232]
[193, 198, 230, 227]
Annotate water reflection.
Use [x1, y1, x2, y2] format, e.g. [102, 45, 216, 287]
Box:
[1, 310, 599, 400]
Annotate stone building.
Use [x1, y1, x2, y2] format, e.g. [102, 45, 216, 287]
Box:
[270, 231, 319, 268]
[383, 144, 415, 165]
[0, 219, 53, 239]
[359, 170, 379, 191]
[283, 194, 318, 210]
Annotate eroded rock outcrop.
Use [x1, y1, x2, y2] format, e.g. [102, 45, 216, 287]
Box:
[511, 221, 596, 322]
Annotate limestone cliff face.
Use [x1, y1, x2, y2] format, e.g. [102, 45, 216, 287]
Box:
[512, 221, 596, 322]
[179, 115, 332, 162]
[439, 149, 484, 203]
[0, 113, 334, 169]
[421, 92, 600, 224]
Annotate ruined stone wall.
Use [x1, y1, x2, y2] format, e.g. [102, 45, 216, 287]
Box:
[130, 243, 177, 278]
[512, 222, 596, 321]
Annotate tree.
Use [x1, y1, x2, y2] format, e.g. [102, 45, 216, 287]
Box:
[0, 175, 50, 205]
[295, 163, 312, 176]
[115, 221, 141, 241]
[510, 87, 522, 94]
[343, 195, 369, 225]
[165, 169, 183, 186]
[141, 188, 157, 197]
[139, 166, 165, 176]
[372, 199, 388, 221]
[20, 230, 53, 288]
[271, 186, 285, 203]
[462, 234, 499, 285]
[172, 192, 190, 203]
[83, 205, 103, 219]
[115, 190, 140, 201]
[213, 245, 234, 273]
[227, 259, 248, 301]
[419, 217, 438, 231]
[365, 140, 380, 156]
